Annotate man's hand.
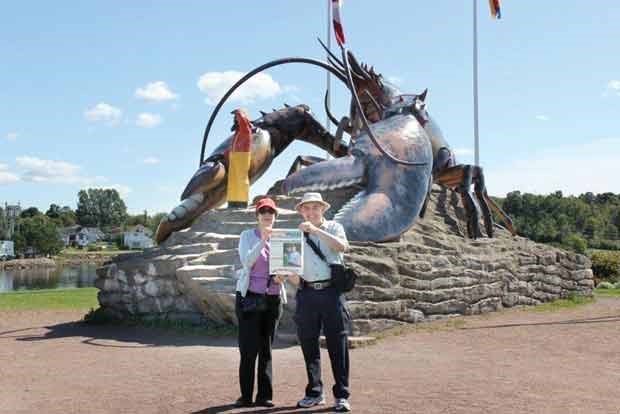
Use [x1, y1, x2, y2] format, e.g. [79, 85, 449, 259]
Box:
[287, 273, 301, 286]
[299, 221, 319, 234]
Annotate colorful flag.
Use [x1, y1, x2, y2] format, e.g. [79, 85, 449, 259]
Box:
[488, 0, 501, 19]
[332, 0, 346, 46]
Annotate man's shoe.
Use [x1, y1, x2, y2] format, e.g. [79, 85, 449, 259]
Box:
[334, 398, 351, 412]
[234, 397, 253, 408]
[296, 394, 326, 408]
[255, 399, 275, 407]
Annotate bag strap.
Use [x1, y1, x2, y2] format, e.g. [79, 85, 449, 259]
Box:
[304, 232, 328, 263]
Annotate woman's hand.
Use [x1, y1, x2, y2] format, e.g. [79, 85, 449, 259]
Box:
[272, 274, 285, 284]
[260, 226, 272, 241]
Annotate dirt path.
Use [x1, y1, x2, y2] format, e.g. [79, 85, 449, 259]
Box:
[1, 298, 619, 414]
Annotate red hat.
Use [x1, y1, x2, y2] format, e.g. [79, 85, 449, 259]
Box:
[255, 197, 277, 214]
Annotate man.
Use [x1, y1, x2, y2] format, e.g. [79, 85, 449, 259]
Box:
[288, 192, 351, 412]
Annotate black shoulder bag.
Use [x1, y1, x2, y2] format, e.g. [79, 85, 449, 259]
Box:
[304, 233, 357, 293]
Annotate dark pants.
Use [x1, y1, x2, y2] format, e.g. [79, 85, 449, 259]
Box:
[295, 286, 351, 399]
[235, 292, 282, 402]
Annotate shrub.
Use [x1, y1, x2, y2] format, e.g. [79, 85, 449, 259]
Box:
[596, 281, 615, 289]
[562, 233, 587, 254]
[591, 251, 620, 283]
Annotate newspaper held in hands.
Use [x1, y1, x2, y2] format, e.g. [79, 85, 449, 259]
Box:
[269, 229, 303, 276]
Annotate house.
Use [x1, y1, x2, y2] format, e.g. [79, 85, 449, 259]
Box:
[59, 225, 81, 247]
[60, 226, 105, 248]
[123, 225, 155, 249]
[0, 240, 15, 260]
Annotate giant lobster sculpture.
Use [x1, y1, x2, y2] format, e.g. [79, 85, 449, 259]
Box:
[155, 37, 515, 244]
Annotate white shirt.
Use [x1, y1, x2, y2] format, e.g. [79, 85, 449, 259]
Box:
[302, 220, 348, 282]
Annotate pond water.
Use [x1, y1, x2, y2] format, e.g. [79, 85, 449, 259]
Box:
[0, 264, 98, 292]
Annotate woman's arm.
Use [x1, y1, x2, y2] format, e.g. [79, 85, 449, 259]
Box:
[238, 230, 265, 270]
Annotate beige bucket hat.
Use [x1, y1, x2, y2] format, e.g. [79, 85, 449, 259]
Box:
[294, 192, 331, 212]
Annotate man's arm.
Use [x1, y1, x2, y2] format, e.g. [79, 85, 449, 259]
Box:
[315, 223, 348, 252]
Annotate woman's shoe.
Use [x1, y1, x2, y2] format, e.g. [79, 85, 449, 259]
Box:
[234, 397, 254, 407]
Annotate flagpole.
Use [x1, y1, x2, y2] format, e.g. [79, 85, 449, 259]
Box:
[473, 0, 480, 166]
[326, 0, 332, 158]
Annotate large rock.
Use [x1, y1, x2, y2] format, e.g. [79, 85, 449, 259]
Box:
[94, 185, 593, 334]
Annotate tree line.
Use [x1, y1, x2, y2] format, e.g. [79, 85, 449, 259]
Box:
[498, 191, 620, 253]
[0, 188, 166, 256]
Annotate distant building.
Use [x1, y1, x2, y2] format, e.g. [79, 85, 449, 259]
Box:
[60, 226, 105, 248]
[2, 202, 21, 239]
[123, 225, 155, 249]
[0, 240, 15, 260]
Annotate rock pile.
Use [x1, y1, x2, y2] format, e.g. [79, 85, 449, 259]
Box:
[95, 186, 593, 335]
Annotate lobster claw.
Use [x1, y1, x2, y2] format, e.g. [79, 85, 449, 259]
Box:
[155, 109, 276, 244]
[181, 159, 227, 200]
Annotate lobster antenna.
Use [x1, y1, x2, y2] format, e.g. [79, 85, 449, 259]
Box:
[200, 57, 350, 165]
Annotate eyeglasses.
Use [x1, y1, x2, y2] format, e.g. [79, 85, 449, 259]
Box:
[258, 208, 276, 215]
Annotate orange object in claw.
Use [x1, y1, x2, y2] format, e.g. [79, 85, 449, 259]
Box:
[227, 109, 253, 208]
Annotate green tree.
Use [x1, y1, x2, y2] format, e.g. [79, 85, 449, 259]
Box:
[46, 203, 61, 219]
[0, 206, 8, 239]
[13, 215, 64, 256]
[20, 206, 41, 218]
[147, 212, 167, 234]
[76, 188, 128, 228]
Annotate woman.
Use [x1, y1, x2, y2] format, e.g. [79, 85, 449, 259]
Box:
[234, 197, 287, 408]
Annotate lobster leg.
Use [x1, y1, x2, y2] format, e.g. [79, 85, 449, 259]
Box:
[434, 164, 516, 238]
[434, 165, 482, 238]
[286, 155, 327, 177]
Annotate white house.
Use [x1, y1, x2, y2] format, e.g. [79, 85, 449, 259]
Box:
[123, 225, 155, 249]
[60, 226, 105, 248]
[0, 240, 15, 260]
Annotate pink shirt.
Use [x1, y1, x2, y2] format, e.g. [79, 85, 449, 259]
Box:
[248, 229, 280, 295]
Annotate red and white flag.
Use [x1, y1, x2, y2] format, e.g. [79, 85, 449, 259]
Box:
[332, 0, 346, 46]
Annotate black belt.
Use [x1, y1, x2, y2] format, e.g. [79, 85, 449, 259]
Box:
[302, 279, 332, 290]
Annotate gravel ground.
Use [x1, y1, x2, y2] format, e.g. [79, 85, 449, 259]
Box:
[1, 297, 619, 414]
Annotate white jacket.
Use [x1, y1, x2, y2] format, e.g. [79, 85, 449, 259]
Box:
[235, 228, 287, 304]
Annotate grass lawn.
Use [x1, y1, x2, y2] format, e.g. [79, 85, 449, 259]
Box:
[528, 295, 595, 312]
[0, 288, 99, 310]
[594, 287, 620, 297]
[58, 247, 135, 257]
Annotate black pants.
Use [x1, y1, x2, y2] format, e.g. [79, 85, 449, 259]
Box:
[295, 286, 351, 399]
[235, 292, 282, 402]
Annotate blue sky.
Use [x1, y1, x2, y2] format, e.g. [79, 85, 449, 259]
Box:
[2, 1, 620, 215]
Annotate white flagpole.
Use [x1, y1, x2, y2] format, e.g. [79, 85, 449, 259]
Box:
[473, 0, 480, 166]
[326, 0, 332, 159]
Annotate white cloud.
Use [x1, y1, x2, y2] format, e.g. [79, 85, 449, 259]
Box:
[485, 138, 620, 197]
[535, 115, 549, 121]
[5, 132, 17, 141]
[15, 156, 107, 185]
[84, 103, 122, 125]
[454, 148, 474, 157]
[387, 76, 404, 86]
[197, 71, 282, 104]
[94, 184, 132, 198]
[135, 81, 178, 102]
[143, 157, 160, 165]
[136, 113, 162, 128]
[0, 164, 19, 184]
[607, 80, 620, 91]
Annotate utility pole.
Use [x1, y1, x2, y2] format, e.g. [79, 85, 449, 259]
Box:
[473, 0, 480, 166]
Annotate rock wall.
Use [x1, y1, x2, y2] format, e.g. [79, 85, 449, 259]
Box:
[95, 186, 593, 334]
